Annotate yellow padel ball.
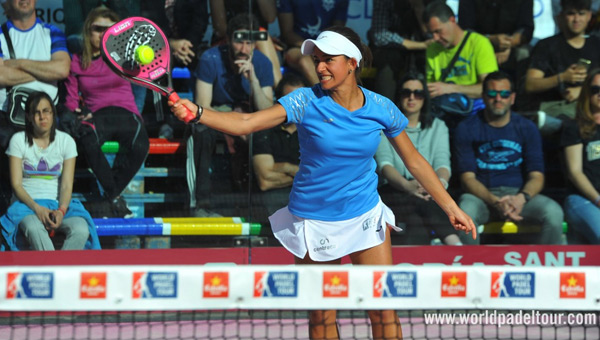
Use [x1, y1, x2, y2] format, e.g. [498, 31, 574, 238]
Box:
[135, 45, 155, 65]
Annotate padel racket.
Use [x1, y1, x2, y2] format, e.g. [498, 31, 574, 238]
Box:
[100, 17, 195, 122]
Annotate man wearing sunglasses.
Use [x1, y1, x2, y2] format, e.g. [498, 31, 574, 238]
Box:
[452, 71, 564, 245]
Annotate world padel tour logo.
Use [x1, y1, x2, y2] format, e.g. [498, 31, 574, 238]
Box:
[203, 272, 229, 298]
[132, 272, 177, 298]
[441, 271, 466, 297]
[80, 272, 107, 299]
[253, 271, 298, 297]
[323, 271, 348, 298]
[560, 272, 585, 299]
[6, 272, 53, 299]
[373, 271, 417, 298]
[491, 272, 535, 298]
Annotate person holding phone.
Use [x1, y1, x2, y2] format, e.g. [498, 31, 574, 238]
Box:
[525, 0, 600, 134]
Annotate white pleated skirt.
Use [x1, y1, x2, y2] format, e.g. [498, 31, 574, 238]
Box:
[268, 198, 401, 262]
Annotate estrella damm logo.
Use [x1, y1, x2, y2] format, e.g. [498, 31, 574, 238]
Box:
[80, 272, 107, 299]
[6, 272, 53, 299]
[253, 271, 298, 297]
[203, 272, 229, 298]
[132, 272, 177, 299]
[491, 272, 535, 298]
[560, 272, 585, 299]
[441, 271, 466, 297]
[373, 271, 417, 298]
[323, 271, 348, 298]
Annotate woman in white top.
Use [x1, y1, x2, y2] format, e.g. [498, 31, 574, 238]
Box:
[1, 91, 100, 251]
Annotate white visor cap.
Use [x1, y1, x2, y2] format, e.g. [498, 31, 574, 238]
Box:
[300, 31, 362, 65]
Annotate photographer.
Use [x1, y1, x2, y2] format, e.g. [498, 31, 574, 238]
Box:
[187, 13, 274, 217]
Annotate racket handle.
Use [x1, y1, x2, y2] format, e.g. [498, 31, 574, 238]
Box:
[168, 92, 196, 123]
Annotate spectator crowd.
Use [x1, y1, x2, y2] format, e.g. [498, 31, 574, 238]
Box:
[2, 0, 600, 250]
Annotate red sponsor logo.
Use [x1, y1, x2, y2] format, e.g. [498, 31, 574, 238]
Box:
[132, 272, 145, 299]
[441, 272, 467, 297]
[323, 271, 348, 298]
[373, 271, 384, 297]
[203, 272, 229, 298]
[560, 272, 585, 298]
[6, 273, 20, 299]
[80, 272, 107, 299]
[254, 271, 267, 297]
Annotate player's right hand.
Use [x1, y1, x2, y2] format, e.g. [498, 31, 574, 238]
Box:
[168, 98, 199, 123]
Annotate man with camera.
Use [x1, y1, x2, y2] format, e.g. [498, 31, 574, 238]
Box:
[187, 13, 274, 217]
[524, 0, 600, 133]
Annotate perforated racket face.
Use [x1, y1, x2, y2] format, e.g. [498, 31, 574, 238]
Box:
[101, 17, 172, 96]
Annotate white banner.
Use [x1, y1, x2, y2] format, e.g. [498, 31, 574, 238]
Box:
[1, 265, 598, 311]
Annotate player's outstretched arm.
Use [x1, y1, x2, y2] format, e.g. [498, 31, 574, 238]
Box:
[169, 98, 287, 136]
[389, 132, 477, 239]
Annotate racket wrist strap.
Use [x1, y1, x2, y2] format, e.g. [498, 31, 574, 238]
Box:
[189, 105, 203, 124]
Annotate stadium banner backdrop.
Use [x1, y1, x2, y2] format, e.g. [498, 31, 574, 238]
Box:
[253, 245, 600, 267]
[1, 246, 599, 267]
[0, 264, 596, 311]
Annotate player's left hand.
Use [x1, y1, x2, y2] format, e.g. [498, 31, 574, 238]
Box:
[448, 206, 478, 240]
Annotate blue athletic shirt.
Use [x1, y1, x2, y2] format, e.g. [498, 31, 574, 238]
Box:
[278, 85, 408, 221]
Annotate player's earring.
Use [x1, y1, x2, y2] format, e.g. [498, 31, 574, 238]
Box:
[348, 69, 353, 74]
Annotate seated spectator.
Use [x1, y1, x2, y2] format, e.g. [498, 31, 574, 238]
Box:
[423, 1, 498, 126]
[458, 0, 533, 81]
[375, 73, 461, 245]
[189, 13, 274, 217]
[252, 73, 306, 215]
[210, 0, 282, 86]
[524, 0, 600, 134]
[1, 0, 71, 222]
[453, 71, 564, 245]
[368, 0, 433, 100]
[561, 68, 600, 244]
[0, 91, 100, 251]
[61, 7, 150, 218]
[277, 0, 349, 85]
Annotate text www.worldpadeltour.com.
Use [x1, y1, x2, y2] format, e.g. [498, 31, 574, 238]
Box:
[424, 310, 598, 327]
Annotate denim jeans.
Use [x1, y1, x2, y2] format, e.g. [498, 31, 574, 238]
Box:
[564, 194, 600, 244]
[458, 186, 564, 245]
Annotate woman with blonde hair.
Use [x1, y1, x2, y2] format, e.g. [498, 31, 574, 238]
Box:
[61, 6, 149, 218]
